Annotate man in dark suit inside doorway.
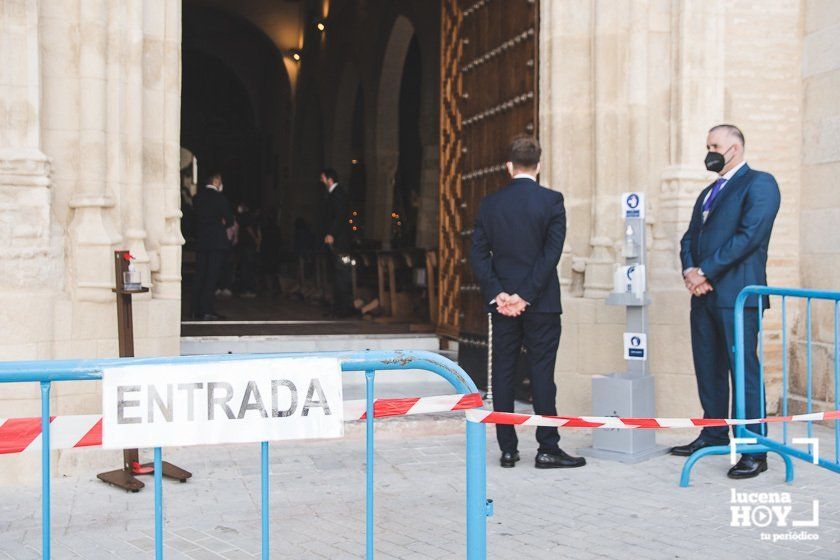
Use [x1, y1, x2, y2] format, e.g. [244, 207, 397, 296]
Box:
[319, 168, 356, 318]
[672, 124, 781, 480]
[470, 135, 586, 470]
[191, 171, 234, 320]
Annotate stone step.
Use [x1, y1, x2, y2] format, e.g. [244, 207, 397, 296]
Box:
[181, 333, 440, 355]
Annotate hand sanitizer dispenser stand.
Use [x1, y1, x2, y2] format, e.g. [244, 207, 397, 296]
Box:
[580, 193, 668, 463]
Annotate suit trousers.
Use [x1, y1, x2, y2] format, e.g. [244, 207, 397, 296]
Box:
[491, 312, 562, 453]
[192, 249, 227, 317]
[690, 303, 766, 456]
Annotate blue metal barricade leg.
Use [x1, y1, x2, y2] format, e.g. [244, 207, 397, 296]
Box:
[835, 301, 839, 464]
[807, 299, 814, 453]
[465, 420, 487, 560]
[782, 297, 789, 445]
[154, 447, 163, 559]
[365, 369, 375, 560]
[261, 441, 269, 560]
[679, 442, 794, 487]
[40, 381, 51, 560]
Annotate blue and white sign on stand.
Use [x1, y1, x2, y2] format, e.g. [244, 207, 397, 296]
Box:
[621, 192, 645, 219]
[623, 333, 647, 361]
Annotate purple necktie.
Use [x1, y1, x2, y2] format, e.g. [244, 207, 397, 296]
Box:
[702, 178, 727, 213]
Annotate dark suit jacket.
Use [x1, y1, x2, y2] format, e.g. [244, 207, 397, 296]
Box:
[192, 186, 234, 252]
[680, 164, 781, 308]
[325, 184, 352, 252]
[470, 177, 566, 314]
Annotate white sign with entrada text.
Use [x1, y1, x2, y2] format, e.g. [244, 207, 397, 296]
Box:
[102, 358, 344, 449]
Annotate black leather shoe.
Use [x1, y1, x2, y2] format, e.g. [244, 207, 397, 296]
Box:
[535, 449, 586, 469]
[728, 455, 768, 479]
[670, 437, 724, 457]
[500, 451, 520, 468]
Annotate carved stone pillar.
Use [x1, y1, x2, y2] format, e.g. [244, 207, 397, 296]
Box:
[69, 0, 119, 302]
[369, 148, 398, 248]
[584, 0, 631, 298]
[154, 0, 185, 300]
[0, 0, 53, 289]
[649, 0, 724, 288]
[539, 0, 595, 291]
[414, 144, 438, 249]
[122, 0, 151, 288]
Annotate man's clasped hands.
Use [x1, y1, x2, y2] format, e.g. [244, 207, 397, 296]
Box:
[494, 292, 528, 317]
[493, 268, 711, 316]
[683, 268, 714, 297]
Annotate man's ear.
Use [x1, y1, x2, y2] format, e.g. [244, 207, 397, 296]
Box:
[535, 162, 541, 177]
[506, 162, 514, 177]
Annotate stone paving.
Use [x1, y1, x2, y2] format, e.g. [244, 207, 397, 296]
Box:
[0, 418, 838, 559]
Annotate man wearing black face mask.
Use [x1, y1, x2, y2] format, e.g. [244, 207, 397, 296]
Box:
[672, 124, 781, 480]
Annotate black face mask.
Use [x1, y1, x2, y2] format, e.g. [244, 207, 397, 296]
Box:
[704, 146, 732, 173]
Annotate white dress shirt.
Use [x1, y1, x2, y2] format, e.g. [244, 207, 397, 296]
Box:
[513, 173, 537, 182]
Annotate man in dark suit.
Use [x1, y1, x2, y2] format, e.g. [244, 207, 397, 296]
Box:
[191, 171, 234, 320]
[320, 168, 356, 318]
[672, 124, 781, 479]
[470, 135, 586, 470]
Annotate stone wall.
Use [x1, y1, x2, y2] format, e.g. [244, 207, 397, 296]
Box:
[0, 0, 183, 484]
[540, 0, 803, 418]
[792, 0, 840, 414]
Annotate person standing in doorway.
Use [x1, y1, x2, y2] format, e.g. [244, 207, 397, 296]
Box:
[191, 171, 234, 320]
[470, 135, 585, 470]
[319, 168, 356, 318]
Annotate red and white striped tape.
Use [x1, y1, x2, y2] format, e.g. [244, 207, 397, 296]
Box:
[5, 393, 837, 455]
[0, 393, 483, 455]
[465, 409, 840, 429]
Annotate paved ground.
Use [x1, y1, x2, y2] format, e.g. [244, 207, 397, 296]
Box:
[1, 419, 838, 560]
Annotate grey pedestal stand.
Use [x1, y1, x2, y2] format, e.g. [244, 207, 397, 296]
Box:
[579, 209, 669, 463]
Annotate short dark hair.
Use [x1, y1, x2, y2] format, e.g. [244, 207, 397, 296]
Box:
[507, 135, 541, 169]
[320, 168, 339, 183]
[709, 124, 745, 148]
[206, 170, 222, 183]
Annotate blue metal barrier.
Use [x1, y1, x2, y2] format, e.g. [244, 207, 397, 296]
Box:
[680, 286, 840, 486]
[0, 350, 489, 559]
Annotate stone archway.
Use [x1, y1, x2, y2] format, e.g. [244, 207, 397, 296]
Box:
[370, 15, 416, 247]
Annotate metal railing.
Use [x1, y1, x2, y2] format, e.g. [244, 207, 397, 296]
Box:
[0, 350, 490, 559]
[680, 286, 840, 486]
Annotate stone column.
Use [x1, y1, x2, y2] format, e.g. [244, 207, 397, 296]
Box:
[539, 0, 595, 292]
[649, 0, 725, 289]
[154, 0, 185, 300]
[369, 149, 398, 248]
[584, 0, 631, 298]
[0, 0, 53, 288]
[414, 144, 439, 249]
[628, 0, 649, 204]
[122, 0, 151, 287]
[68, 0, 119, 302]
